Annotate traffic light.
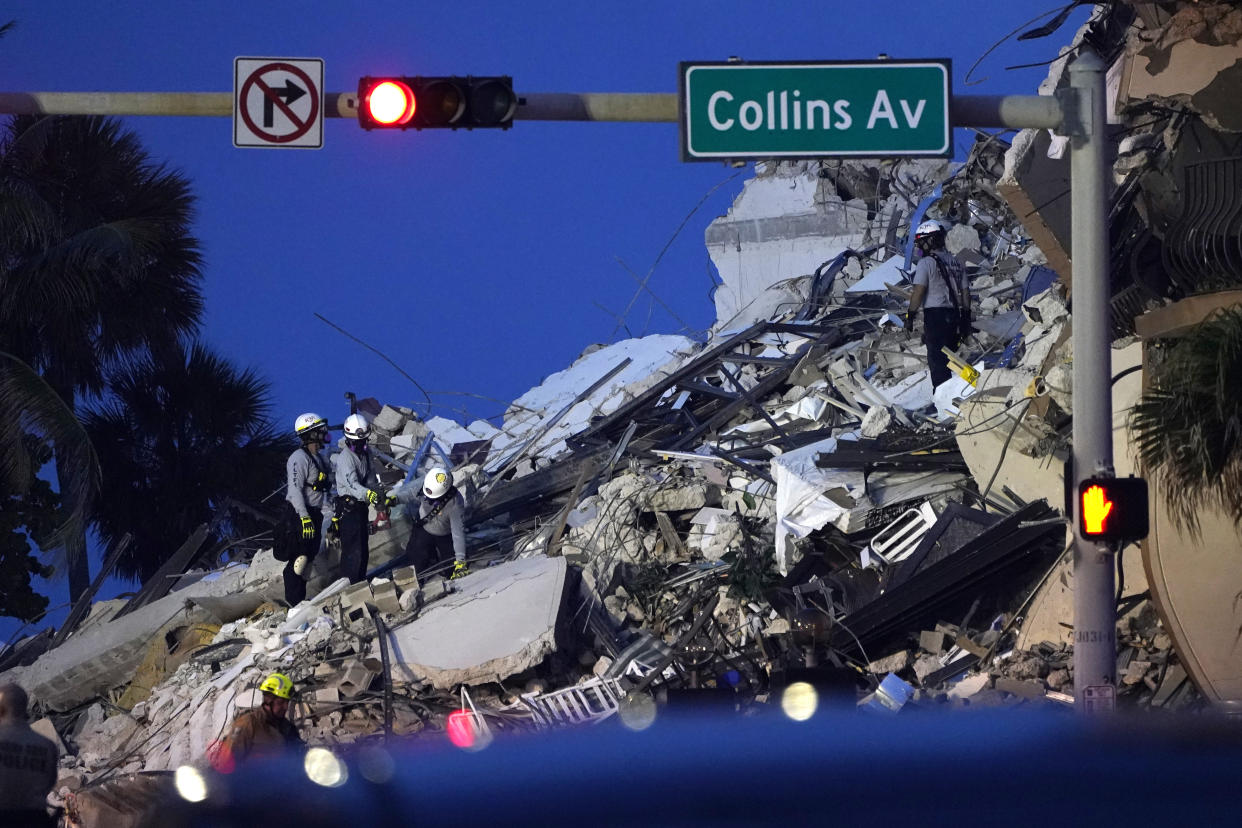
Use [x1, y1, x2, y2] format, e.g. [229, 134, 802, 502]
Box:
[357, 76, 517, 130]
[1078, 476, 1149, 543]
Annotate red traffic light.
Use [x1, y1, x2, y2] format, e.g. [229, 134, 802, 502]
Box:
[1078, 476, 1148, 543]
[357, 75, 517, 130]
[359, 78, 415, 128]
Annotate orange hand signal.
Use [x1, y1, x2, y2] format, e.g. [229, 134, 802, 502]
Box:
[1082, 484, 1114, 534]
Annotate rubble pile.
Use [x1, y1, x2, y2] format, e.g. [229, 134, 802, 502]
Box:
[11, 9, 1242, 823]
[2, 138, 1204, 813]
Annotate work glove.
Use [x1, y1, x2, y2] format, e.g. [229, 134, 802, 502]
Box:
[366, 489, 383, 505]
[384, 494, 398, 509]
[904, 310, 916, 336]
[450, 561, 470, 580]
[300, 515, 317, 540]
[310, 471, 331, 493]
[326, 517, 340, 539]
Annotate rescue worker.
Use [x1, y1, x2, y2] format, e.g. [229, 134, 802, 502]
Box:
[334, 413, 393, 583]
[906, 219, 971, 388]
[401, 467, 470, 580]
[210, 673, 302, 771]
[0, 683, 58, 828]
[280, 412, 334, 605]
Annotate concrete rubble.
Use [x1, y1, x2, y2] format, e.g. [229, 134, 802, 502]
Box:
[9, 7, 1242, 823]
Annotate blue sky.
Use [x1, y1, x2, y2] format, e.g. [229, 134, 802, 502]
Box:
[0, 1, 1092, 633]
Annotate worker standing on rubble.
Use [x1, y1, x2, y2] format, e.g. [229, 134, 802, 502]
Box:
[278, 412, 335, 605]
[401, 466, 470, 580]
[906, 219, 971, 388]
[0, 684, 58, 827]
[335, 413, 394, 583]
[209, 673, 303, 771]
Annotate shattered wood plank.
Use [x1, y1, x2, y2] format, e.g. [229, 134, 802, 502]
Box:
[718, 364, 791, 442]
[52, 533, 132, 647]
[481, 357, 633, 499]
[547, 462, 594, 558]
[572, 322, 771, 445]
[654, 512, 686, 559]
[669, 359, 804, 450]
[707, 446, 776, 484]
[469, 445, 611, 525]
[676, 379, 739, 401]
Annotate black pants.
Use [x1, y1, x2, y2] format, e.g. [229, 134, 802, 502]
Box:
[924, 307, 963, 388]
[338, 504, 370, 583]
[282, 507, 325, 605]
[404, 524, 455, 576]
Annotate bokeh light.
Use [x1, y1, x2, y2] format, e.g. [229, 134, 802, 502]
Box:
[174, 765, 208, 802]
[617, 692, 657, 732]
[304, 747, 348, 788]
[780, 681, 819, 722]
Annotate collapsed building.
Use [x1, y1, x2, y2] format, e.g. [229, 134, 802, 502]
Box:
[6, 2, 1242, 824]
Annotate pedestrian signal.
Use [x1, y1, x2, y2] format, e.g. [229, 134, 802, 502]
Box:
[1078, 476, 1148, 543]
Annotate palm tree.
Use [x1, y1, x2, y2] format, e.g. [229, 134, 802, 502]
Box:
[0, 114, 204, 598]
[1130, 305, 1242, 531]
[83, 343, 295, 583]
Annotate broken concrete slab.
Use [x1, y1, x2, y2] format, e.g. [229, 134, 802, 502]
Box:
[948, 673, 990, 700]
[867, 650, 913, 675]
[643, 480, 712, 513]
[0, 565, 252, 711]
[377, 556, 567, 689]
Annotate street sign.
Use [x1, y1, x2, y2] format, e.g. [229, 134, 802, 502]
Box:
[680, 60, 950, 161]
[234, 57, 323, 149]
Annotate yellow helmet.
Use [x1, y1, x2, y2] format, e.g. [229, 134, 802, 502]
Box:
[259, 672, 293, 700]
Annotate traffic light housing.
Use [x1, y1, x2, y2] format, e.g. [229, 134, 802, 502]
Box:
[357, 76, 517, 130]
[1078, 476, 1149, 543]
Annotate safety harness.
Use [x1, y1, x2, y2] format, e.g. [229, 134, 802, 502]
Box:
[303, 447, 331, 493]
[928, 251, 967, 312]
[415, 486, 457, 528]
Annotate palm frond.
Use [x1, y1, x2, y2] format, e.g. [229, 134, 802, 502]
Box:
[1130, 305, 1242, 532]
[0, 351, 100, 547]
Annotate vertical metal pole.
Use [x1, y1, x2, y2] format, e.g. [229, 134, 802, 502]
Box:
[1068, 49, 1116, 713]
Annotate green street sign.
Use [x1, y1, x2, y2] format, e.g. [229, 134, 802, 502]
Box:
[680, 60, 951, 161]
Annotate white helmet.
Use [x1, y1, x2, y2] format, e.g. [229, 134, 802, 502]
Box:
[343, 413, 372, 442]
[423, 467, 452, 499]
[915, 219, 946, 239]
[294, 412, 327, 438]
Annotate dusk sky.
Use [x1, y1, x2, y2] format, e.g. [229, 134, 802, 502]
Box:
[0, 1, 1092, 630]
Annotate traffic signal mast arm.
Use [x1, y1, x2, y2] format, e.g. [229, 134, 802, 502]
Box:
[0, 91, 1062, 128]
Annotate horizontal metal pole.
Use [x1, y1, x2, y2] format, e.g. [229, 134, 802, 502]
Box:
[0, 91, 358, 118]
[515, 93, 678, 122]
[951, 94, 1064, 131]
[0, 91, 1064, 130]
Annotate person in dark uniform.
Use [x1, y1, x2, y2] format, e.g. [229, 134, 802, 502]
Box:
[279, 412, 334, 605]
[906, 219, 971, 388]
[0, 683, 59, 827]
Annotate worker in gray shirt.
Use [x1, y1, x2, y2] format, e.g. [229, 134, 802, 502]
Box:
[400, 467, 470, 580]
[278, 412, 335, 605]
[335, 413, 394, 583]
[906, 219, 971, 388]
[0, 683, 58, 827]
